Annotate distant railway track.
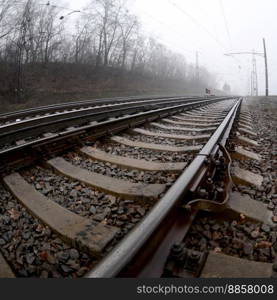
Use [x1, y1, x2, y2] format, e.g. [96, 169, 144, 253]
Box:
[0, 95, 228, 171]
[0, 95, 222, 147]
[0, 94, 201, 124]
[1, 95, 275, 278]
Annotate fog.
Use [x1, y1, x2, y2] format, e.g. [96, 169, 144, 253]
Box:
[1, 0, 276, 105]
[68, 0, 277, 95]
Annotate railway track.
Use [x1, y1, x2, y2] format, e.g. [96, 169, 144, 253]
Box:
[0, 94, 202, 124]
[0, 95, 276, 278]
[0, 95, 226, 152]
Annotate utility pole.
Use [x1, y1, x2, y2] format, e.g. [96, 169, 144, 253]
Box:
[263, 38, 269, 96]
[195, 51, 200, 92]
[251, 50, 258, 96]
[224, 38, 269, 96]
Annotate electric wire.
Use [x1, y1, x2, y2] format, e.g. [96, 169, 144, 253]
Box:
[219, 0, 232, 50]
[167, 0, 228, 51]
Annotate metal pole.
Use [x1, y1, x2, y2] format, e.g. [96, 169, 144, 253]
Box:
[250, 70, 253, 96]
[195, 51, 199, 93]
[263, 38, 269, 96]
[251, 50, 258, 96]
[251, 51, 258, 96]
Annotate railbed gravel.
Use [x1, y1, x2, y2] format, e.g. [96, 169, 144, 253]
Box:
[120, 133, 200, 147]
[21, 166, 153, 251]
[166, 116, 220, 124]
[156, 120, 216, 132]
[184, 213, 277, 263]
[231, 98, 276, 221]
[179, 115, 222, 121]
[237, 130, 257, 140]
[96, 140, 194, 163]
[235, 138, 259, 152]
[63, 152, 180, 185]
[172, 114, 223, 122]
[143, 125, 212, 138]
[0, 184, 95, 278]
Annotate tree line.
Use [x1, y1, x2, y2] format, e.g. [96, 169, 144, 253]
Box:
[0, 0, 218, 104]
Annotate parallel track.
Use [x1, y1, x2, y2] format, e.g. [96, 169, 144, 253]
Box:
[0, 94, 196, 123]
[0, 96, 228, 172]
[0, 96, 227, 147]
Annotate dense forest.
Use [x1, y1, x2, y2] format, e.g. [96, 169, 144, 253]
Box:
[0, 0, 219, 110]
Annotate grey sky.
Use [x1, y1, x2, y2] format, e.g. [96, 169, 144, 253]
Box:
[66, 0, 277, 95]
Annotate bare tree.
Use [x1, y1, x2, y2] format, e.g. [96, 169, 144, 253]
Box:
[117, 12, 138, 69]
[13, 0, 34, 102]
[86, 0, 123, 67]
[0, 0, 18, 40]
[71, 19, 91, 64]
[0, 0, 218, 105]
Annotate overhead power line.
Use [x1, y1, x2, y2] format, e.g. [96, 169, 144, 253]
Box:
[224, 38, 270, 96]
[139, 10, 237, 72]
[219, 0, 233, 50]
[39, 1, 87, 19]
[166, 0, 244, 72]
[167, 0, 227, 51]
[138, 9, 204, 55]
[43, 1, 81, 13]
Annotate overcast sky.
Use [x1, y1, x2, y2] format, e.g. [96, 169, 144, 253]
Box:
[66, 0, 277, 95]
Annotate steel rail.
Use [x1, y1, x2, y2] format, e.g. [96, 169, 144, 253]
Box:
[0, 95, 167, 120]
[0, 95, 201, 123]
[0, 97, 230, 146]
[85, 97, 242, 278]
[0, 96, 206, 134]
[0, 97, 236, 175]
